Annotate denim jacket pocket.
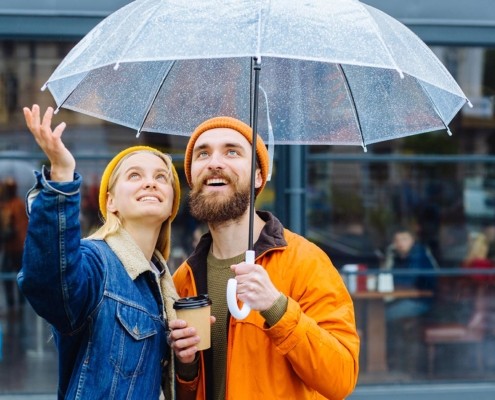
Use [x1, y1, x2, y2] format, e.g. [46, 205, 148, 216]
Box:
[110, 303, 158, 378]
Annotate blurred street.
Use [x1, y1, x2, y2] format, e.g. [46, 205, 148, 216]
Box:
[1, 298, 495, 399]
[0, 299, 57, 396]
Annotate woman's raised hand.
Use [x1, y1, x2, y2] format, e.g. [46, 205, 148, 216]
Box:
[23, 104, 75, 182]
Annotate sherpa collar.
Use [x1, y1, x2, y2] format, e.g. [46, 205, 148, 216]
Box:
[105, 228, 178, 400]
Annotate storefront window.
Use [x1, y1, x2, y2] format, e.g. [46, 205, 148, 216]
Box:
[1, 37, 495, 393]
[306, 47, 495, 270]
[306, 46, 495, 384]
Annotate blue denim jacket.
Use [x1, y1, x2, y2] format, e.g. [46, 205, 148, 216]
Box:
[18, 168, 170, 399]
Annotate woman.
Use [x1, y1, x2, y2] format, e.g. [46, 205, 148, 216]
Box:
[18, 105, 180, 399]
[463, 232, 495, 283]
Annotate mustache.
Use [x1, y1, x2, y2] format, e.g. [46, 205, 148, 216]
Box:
[201, 170, 231, 182]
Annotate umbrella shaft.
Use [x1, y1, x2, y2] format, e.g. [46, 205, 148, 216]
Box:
[249, 58, 261, 251]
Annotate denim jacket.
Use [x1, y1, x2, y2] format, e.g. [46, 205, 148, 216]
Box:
[18, 167, 176, 399]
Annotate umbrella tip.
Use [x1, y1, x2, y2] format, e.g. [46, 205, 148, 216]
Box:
[113, 63, 120, 71]
[362, 144, 368, 153]
[447, 127, 453, 136]
[54, 107, 60, 115]
[41, 84, 47, 91]
[136, 130, 141, 138]
[467, 100, 473, 108]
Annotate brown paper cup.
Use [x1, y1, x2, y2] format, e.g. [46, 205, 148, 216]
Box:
[173, 294, 212, 351]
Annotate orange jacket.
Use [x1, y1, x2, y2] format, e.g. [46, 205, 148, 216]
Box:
[173, 211, 359, 400]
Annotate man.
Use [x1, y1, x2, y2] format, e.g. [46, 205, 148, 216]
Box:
[383, 227, 438, 322]
[169, 117, 359, 400]
[382, 226, 438, 372]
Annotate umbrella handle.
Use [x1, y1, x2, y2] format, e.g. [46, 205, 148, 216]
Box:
[226, 250, 254, 320]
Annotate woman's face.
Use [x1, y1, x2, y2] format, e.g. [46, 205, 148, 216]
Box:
[106, 152, 174, 227]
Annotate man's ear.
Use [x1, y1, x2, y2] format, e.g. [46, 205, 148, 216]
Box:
[254, 168, 263, 189]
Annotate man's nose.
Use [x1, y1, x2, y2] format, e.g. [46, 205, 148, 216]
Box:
[207, 152, 225, 169]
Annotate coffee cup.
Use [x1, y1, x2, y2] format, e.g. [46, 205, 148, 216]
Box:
[173, 294, 212, 350]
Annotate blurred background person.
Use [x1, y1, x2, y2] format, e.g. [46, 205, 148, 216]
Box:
[383, 226, 439, 321]
[482, 223, 495, 262]
[0, 177, 28, 313]
[382, 225, 439, 372]
[463, 232, 495, 283]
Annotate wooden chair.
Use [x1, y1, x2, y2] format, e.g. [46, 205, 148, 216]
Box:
[423, 285, 487, 377]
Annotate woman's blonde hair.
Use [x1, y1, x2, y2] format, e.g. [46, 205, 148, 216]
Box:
[465, 232, 489, 264]
[88, 146, 180, 260]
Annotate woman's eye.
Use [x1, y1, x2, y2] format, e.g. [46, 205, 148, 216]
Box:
[129, 172, 140, 180]
[156, 173, 168, 182]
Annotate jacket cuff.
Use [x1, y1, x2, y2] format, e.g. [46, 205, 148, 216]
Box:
[26, 167, 81, 214]
[175, 355, 200, 382]
[260, 293, 288, 327]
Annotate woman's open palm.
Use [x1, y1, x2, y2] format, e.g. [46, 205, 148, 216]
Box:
[23, 104, 75, 182]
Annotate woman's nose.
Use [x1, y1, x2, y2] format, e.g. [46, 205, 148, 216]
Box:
[144, 176, 157, 188]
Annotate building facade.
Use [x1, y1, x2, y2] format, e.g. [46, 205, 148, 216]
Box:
[0, 0, 494, 396]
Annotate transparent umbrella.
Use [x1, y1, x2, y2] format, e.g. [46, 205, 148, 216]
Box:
[41, 0, 471, 318]
[43, 0, 470, 146]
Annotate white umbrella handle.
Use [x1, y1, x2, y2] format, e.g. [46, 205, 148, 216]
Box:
[227, 250, 253, 319]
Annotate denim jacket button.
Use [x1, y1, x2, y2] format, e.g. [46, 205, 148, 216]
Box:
[133, 325, 140, 335]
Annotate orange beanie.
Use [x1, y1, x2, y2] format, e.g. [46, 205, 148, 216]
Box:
[184, 117, 269, 196]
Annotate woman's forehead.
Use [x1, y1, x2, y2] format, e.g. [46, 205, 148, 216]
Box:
[121, 152, 168, 168]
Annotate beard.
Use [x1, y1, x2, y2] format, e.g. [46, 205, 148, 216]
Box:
[188, 174, 251, 224]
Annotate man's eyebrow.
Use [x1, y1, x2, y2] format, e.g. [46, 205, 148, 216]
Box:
[193, 142, 246, 152]
[194, 143, 210, 152]
[224, 142, 245, 150]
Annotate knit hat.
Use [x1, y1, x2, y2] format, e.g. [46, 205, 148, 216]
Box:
[184, 117, 269, 196]
[98, 145, 181, 259]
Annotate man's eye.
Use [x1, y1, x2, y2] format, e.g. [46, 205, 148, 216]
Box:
[227, 150, 238, 156]
[198, 151, 209, 158]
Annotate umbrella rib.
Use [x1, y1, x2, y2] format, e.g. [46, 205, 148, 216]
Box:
[255, 0, 264, 59]
[358, 3, 403, 78]
[415, 79, 453, 136]
[113, 0, 162, 70]
[47, 72, 91, 114]
[136, 61, 176, 137]
[336, 65, 367, 150]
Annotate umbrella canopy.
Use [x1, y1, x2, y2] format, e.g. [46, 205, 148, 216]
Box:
[43, 0, 470, 149]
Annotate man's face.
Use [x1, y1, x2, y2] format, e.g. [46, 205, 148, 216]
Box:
[188, 128, 262, 224]
[393, 232, 415, 257]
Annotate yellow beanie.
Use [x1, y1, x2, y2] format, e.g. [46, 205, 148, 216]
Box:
[184, 117, 269, 196]
[99, 145, 180, 220]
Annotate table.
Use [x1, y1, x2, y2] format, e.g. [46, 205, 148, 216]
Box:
[352, 289, 433, 373]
